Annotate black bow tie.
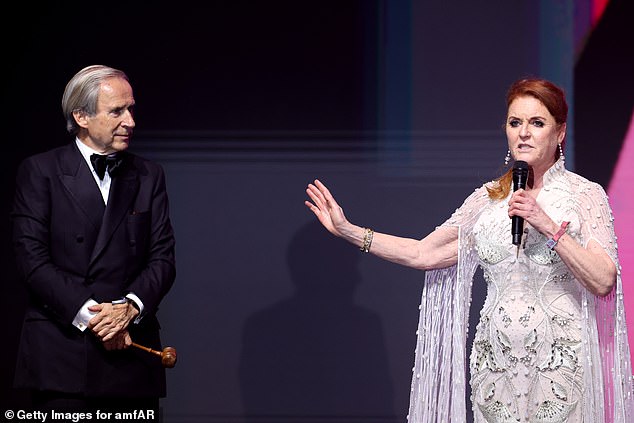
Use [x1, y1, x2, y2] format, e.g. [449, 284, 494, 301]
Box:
[90, 153, 124, 180]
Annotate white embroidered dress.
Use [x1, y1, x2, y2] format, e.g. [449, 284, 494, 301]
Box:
[407, 159, 633, 422]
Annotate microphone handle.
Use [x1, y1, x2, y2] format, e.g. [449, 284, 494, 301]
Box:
[511, 161, 528, 248]
[511, 181, 525, 246]
[512, 217, 523, 246]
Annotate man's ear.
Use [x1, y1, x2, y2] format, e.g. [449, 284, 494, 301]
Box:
[73, 110, 89, 129]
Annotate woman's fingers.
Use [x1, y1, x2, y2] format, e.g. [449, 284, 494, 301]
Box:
[508, 190, 532, 217]
[318, 181, 341, 211]
[306, 187, 326, 212]
[307, 181, 337, 210]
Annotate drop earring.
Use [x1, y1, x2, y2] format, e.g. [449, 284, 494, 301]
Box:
[558, 143, 565, 163]
[504, 149, 511, 166]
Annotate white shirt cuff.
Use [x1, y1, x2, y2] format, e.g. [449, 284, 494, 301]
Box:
[126, 293, 145, 323]
[72, 299, 99, 332]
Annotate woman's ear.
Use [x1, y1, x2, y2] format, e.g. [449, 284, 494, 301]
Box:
[558, 122, 567, 144]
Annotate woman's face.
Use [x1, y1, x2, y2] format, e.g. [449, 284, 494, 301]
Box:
[506, 95, 566, 175]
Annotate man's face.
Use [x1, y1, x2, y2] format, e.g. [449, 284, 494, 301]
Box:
[78, 77, 136, 154]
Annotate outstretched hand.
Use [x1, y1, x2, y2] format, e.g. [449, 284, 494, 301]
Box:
[304, 179, 350, 237]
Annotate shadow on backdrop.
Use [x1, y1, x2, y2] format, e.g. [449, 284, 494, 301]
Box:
[239, 221, 395, 422]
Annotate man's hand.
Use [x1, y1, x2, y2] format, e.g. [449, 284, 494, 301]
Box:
[88, 300, 139, 342]
[102, 330, 133, 351]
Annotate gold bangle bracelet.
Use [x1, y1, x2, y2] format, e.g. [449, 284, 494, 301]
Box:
[360, 228, 374, 253]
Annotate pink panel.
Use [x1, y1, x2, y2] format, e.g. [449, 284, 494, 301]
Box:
[608, 110, 634, 365]
[592, 0, 610, 26]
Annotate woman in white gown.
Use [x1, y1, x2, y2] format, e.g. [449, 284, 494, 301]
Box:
[304, 78, 633, 422]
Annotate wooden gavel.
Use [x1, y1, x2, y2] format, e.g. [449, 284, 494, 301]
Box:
[131, 342, 177, 368]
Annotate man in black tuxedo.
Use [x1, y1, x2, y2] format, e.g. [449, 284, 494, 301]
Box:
[11, 65, 176, 418]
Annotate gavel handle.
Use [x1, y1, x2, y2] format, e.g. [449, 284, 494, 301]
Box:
[131, 342, 161, 357]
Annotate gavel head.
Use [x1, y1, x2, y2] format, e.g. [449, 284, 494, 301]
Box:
[161, 347, 177, 368]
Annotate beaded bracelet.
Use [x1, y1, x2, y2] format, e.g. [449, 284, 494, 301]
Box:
[360, 227, 374, 253]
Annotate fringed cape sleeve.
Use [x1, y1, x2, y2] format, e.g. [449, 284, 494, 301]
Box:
[407, 185, 491, 422]
[571, 179, 634, 422]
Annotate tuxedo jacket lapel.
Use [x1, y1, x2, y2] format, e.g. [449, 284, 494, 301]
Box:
[90, 165, 139, 265]
[59, 143, 105, 231]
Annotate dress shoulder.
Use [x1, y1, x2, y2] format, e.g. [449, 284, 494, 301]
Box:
[441, 183, 492, 228]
